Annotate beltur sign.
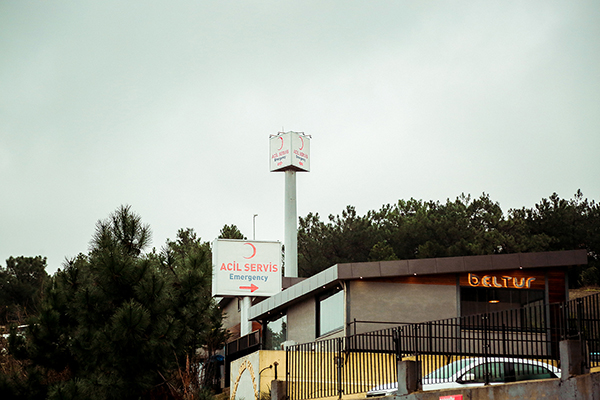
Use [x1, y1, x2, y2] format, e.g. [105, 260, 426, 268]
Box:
[212, 239, 282, 297]
[460, 270, 545, 290]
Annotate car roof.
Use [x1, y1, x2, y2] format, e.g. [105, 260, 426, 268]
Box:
[423, 357, 560, 382]
[447, 357, 560, 375]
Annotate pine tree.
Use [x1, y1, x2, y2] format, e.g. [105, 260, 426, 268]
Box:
[7, 206, 219, 400]
[0, 256, 49, 325]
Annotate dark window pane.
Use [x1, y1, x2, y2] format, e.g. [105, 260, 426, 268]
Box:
[460, 287, 545, 329]
[265, 313, 287, 350]
[464, 362, 505, 383]
[514, 362, 556, 381]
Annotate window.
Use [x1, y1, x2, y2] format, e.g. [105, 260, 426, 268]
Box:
[462, 362, 505, 383]
[513, 362, 556, 381]
[460, 287, 545, 329]
[461, 287, 545, 315]
[265, 312, 287, 350]
[317, 289, 344, 337]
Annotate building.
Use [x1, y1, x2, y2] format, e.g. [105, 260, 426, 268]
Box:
[249, 249, 587, 345]
[223, 249, 588, 399]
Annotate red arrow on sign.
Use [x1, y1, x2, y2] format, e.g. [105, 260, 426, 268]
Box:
[239, 284, 259, 293]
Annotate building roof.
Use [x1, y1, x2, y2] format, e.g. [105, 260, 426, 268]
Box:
[248, 249, 588, 321]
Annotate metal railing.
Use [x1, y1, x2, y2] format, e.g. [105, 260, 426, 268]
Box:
[286, 330, 398, 400]
[226, 329, 261, 357]
[286, 293, 600, 400]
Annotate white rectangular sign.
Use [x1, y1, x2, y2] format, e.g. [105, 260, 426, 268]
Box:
[212, 239, 282, 297]
[270, 131, 310, 172]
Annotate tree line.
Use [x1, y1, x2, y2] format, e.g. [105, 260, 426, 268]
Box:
[1, 191, 598, 398]
[298, 191, 599, 286]
[0, 206, 245, 400]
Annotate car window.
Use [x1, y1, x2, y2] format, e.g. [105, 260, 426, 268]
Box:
[461, 362, 505, 383]
[425, 359, 475, 380]
[513, 362, 556, 381]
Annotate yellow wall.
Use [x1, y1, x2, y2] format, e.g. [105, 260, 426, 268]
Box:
[230, 350, 287, 400]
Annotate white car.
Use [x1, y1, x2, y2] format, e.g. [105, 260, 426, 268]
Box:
[366, 357, 559, 396]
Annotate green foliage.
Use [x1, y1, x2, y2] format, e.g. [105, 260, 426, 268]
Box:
[368, 241, 396, 262]
[298, 192, 600, 286]
[4, 206, 227, 400]
[218, 224, 247, 240]
[0, 256, 49, 325]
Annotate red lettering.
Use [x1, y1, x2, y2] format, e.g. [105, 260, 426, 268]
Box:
[220, 263, 227, 271]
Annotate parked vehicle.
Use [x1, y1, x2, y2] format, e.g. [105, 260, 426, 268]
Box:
[366, 357, 560, 396]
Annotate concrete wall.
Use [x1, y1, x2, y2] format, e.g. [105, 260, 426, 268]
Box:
[222, 298, 242, 338]
[394, 372, 600, 400]
[348, 281, 458, 334]
[230, 350, 286, 400]
[284, 280, 459, 343]
[287, 296, 317, 344]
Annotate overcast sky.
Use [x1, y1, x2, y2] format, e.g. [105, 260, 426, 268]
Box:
[1, 1, 599, 275]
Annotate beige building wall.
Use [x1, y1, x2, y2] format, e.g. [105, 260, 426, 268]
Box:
[221, 298, 242, 339]
[230, 350, 286, 400]
[348, 280, 458, 334]
[284, 280, 459, 343]
[286, 296, 317, 345]
[222, 298, 240, 327]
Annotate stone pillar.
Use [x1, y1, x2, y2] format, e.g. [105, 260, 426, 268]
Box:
[560, 340, 590, 380]
[271, 379, 286, 400]
[397, 360, 420, 395]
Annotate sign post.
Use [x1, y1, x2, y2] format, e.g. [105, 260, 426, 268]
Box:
[269, 131, 310, 278]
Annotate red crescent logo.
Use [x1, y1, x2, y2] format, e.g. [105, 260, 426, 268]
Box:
[299, 136, 304, 150]
[243, 243, 257, 259]
[278, 137, 284, 151]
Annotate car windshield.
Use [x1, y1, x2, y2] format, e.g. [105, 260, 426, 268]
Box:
[424, 359, 476, 380]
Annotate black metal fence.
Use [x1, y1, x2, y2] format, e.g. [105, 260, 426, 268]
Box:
[226, 329, 261, 357]
[286, 293, 600, 400]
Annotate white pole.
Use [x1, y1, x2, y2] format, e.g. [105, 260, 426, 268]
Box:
[253, 214, 258, 240]
[284, 170, 298, 277]
[240, 296, 253, 336]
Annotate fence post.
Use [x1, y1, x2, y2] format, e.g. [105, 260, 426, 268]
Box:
[271, 379, 287, 400]
[576, 299, 588, 368]
[337, 337, 343, 400]
[393, 327, 401, 363]
[397, 359, 419, 395]
[482, 314, 490, 386]
[285, 346, 290, 400]
[502, 322, 506, 355]
[560, 339, 590, 380]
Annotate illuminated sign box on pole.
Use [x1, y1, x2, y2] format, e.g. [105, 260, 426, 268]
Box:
[212, 239, 282, 297]
[270, 131, 310, 172]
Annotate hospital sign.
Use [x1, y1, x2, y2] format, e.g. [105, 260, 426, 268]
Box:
[212, 239, 282, 297]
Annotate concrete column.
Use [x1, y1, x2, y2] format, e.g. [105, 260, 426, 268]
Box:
[560, 339, 590, 380]
[284, 170, 297, 278]
[240, 296, 252, 336]
[270, 379, 286, 400]
[397, 360, 420, 395]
